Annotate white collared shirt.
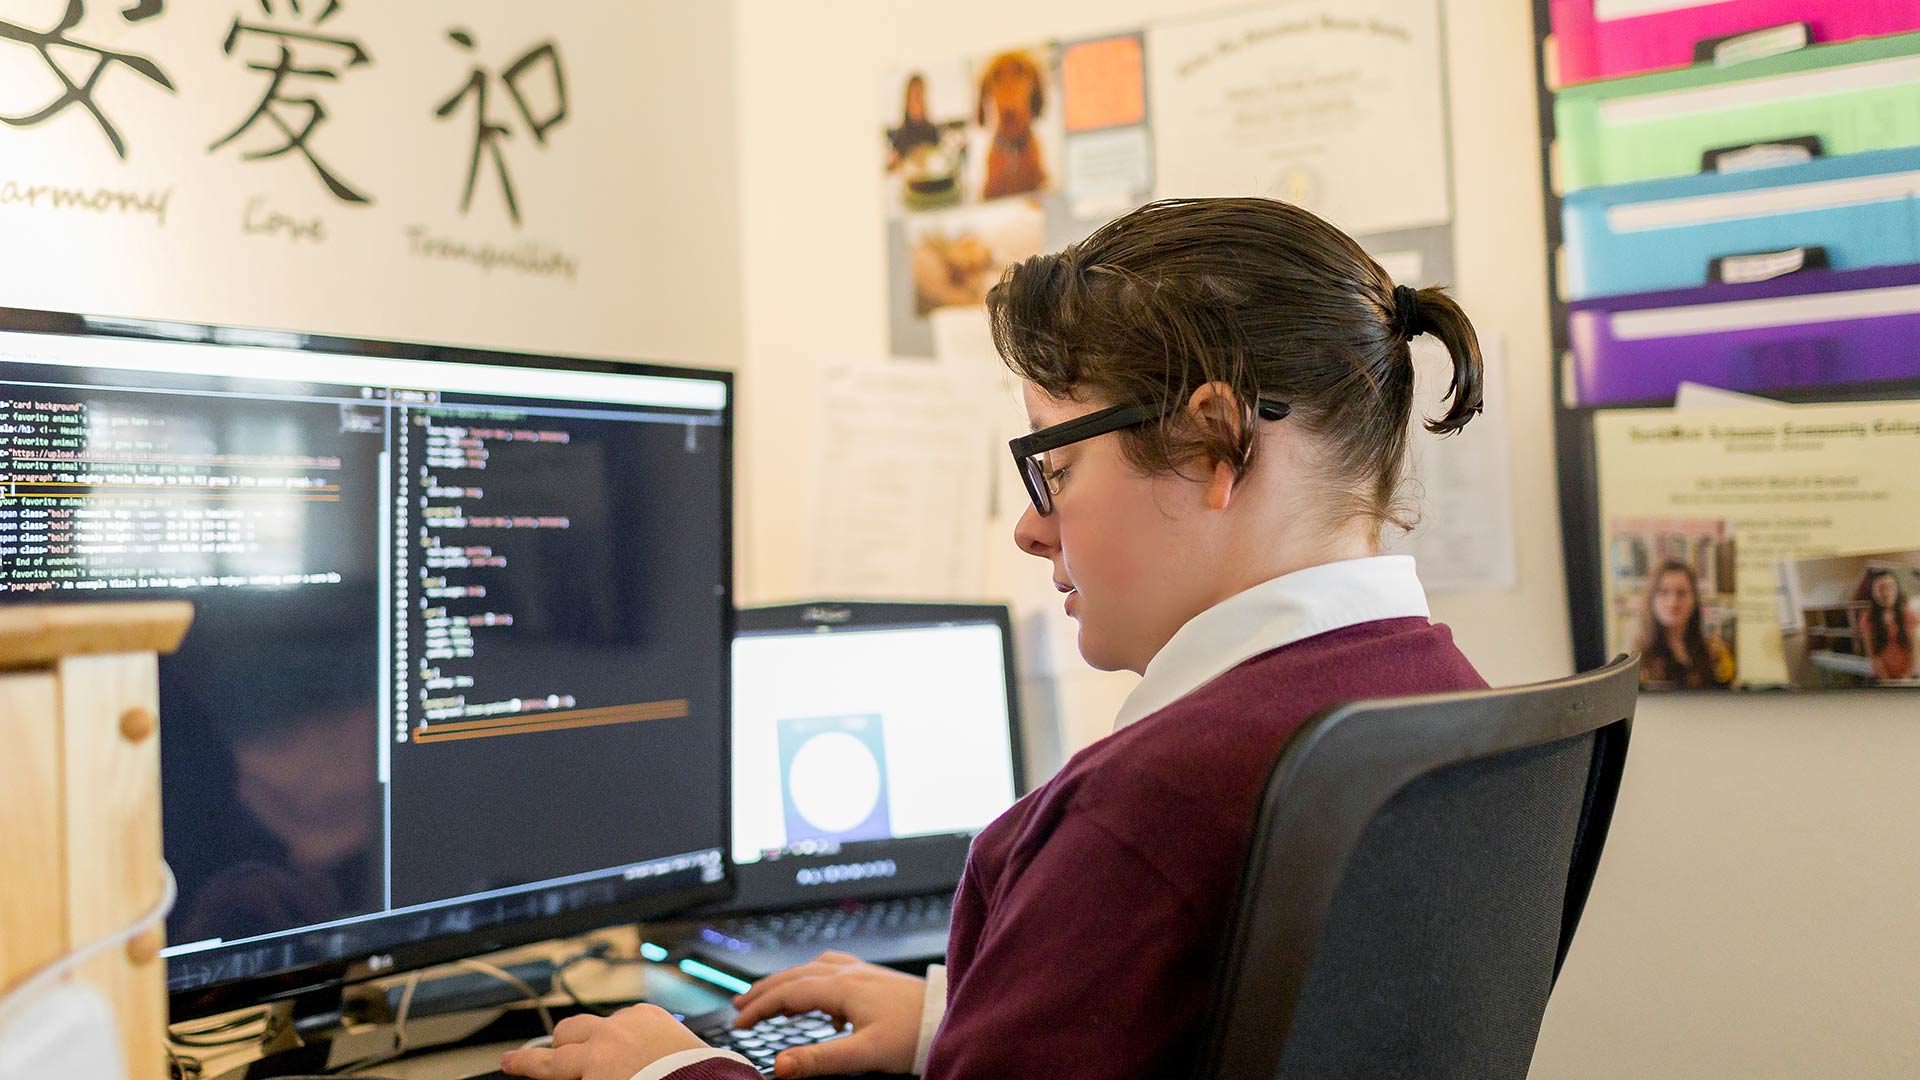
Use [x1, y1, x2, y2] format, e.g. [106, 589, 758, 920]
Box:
[639, 556, 1431, 1080]
[1113, 554, 1430, 730]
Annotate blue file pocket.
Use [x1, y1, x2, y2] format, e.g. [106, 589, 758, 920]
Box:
[1562, 146, 1920, 301]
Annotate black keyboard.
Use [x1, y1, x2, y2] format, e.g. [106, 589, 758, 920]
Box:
[701, 894, 951, 953]
[693, 1010, 851, 1076]
[453, 1011, 850, 1080]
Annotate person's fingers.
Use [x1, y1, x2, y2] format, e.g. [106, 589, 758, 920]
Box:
[773, 1032, 881, 1079]
[731, 960, 837, 1018]
[498, 1043, 587, 1080]
[550, 1012, 602, 1046]
[731, 976, 842, 1029]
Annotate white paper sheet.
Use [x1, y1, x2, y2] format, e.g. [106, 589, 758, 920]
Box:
[1065, 127, 1153, 212]
[808, 360, 996, 600]
[1386, 335, 1518, 592]
[1674, 382, 1791, 411]
[1146, 0, 1451, 237]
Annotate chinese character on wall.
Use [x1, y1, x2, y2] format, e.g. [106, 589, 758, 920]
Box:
[209, 0, 375, 204]
[434, 28, 569, 227]
[1, 0, 175, 160]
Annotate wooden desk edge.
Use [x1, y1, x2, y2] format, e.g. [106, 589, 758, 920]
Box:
[0, 601, 194, 668]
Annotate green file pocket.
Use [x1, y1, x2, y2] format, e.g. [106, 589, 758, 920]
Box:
[1556, 31, 1920, 193]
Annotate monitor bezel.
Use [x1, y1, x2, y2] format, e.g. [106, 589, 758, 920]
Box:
[716, 600, 1027, 915]
[0, 305, 737, 1021]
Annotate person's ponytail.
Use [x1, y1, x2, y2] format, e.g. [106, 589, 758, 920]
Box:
[1409, 286, 1484, 436]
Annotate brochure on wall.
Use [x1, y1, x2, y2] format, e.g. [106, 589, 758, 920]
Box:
[1144, 0, 1455, 286]
[1059, 32, 1154, 219]
[1594, 399, 1920, 690]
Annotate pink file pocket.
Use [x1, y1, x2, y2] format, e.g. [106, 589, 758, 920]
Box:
[1551, 0, 1920, 85]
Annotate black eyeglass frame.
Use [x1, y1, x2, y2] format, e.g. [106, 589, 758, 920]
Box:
[1008, 397, 1291, 516]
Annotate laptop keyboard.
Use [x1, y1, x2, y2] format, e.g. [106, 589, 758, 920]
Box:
[694, 1010, 851, 1076]
[700, 893, 952, 953]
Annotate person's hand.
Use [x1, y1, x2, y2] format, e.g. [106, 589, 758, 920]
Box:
[499, 1004, 706, 1080]
[731, 951, 926, 1078]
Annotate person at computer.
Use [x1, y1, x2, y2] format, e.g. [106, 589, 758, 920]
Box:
[499, 196, 1492, 1080]
[1632, 560, 1734, 690]
[1855, 568, 1917, 682]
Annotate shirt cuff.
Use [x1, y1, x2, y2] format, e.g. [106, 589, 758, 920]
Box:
[911, 964, 948, 1075]
[629, 1047, 754, 1080]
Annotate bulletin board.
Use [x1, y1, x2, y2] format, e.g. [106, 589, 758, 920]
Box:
[880, 0, 1459, 358]
[1531, 0, 1920, 692]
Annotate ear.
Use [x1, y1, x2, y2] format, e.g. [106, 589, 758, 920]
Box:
[1029, 59, 1045, 117]
[1185, 382, 1247, 512]
[977, 65, 991, 125]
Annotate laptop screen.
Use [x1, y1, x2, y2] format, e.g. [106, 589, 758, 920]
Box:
[724, 603, 1023, 910]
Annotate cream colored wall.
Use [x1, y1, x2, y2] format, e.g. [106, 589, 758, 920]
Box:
[2, 2, 743, 374]
[732, 0, 1920, 1075]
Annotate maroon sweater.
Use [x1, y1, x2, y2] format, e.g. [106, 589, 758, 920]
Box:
[668, 617, 1484, 1080]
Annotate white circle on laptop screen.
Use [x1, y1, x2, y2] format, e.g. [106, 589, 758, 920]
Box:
[788, 731, 882, 835]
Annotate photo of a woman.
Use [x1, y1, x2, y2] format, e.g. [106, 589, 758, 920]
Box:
[1855, 568, 1918, 682]
[886, 73, 941, 170]
[883, 69, 970, 214]
[1634, 560, 1735, 689]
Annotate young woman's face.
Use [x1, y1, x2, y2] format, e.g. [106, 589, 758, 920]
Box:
[1651, 570, 1697, 631]
[1013, 384, 1208, 673]
[1870, 573, 1900, 608]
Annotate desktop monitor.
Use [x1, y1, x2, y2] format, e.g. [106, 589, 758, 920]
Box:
[724, 602, 1025, 913]
[0, 308, 735, 1020]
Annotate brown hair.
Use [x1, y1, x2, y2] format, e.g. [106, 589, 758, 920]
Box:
[1635, 561, 1716, 688]
[985, 197, 1483, 530]
[1858, 568, 1913, 658]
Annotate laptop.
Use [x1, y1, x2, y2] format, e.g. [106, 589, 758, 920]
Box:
[682, 601, 1026, 982]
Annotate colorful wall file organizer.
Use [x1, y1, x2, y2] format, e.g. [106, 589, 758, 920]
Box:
[1568, 263, 1920, 405]
[1555, 31, 1920, 192]
[1551, 0, 1920, 86]
[1562, 146, 1920, 299]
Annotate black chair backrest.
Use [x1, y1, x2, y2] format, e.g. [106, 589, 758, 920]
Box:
[1193, 654, 1638, 1080]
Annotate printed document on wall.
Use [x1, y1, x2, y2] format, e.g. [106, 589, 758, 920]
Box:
[1594, 400, 1920, 689]
[809, 361, 994, 600]
[1386, 336, 1517, 592]
[1146, 0, 1452, 238]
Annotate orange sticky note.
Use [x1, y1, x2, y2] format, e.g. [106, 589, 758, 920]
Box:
[1062, 36, 1146, 134]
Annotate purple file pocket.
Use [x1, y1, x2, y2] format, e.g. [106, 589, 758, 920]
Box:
[1568, 264, 1920, 405]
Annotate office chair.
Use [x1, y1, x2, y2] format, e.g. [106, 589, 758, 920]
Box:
[1193, 654, 1639, 1080]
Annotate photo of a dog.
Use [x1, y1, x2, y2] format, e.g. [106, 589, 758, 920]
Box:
[976, 50, 1050, 200]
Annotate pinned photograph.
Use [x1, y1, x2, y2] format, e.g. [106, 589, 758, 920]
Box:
[882, 65, 972, 214]
[1608, 518, 1736, 690]
[902, 198, 1044, 318]
[1778, 550, 1920, 688]
[972, 47, 1059, 202]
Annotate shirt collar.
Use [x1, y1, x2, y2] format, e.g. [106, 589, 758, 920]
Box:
[1111, 555, 1431, 730]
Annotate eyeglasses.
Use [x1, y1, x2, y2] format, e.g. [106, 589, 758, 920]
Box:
[1008, 397, 1290, 516]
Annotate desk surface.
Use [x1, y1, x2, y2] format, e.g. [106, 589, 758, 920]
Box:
[181, 927, 734, 1080]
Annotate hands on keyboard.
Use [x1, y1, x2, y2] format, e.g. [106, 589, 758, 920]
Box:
[693, 1009, 851, 1076]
